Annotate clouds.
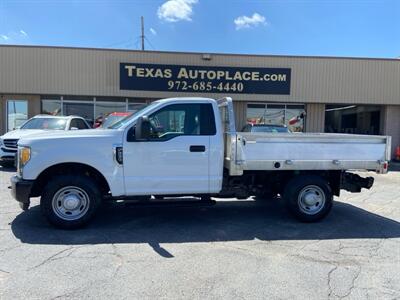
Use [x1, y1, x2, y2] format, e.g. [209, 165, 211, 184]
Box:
[150, 28, 157, 36]
[234, 13, 267, 30]
[157, 0, 198, 22]
[0, 30, 29, 43]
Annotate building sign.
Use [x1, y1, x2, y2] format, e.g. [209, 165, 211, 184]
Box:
[120, 63, 291, 95]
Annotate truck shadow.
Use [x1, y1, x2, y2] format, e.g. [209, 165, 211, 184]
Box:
[11, 198, 400, 257]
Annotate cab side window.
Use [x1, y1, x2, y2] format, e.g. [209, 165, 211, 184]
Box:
[70, 119, 89, 130]
[146, 103, 216, 141]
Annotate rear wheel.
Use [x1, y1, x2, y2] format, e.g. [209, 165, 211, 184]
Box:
[284, 175, 333, 222]
[40, 175, 101, 229]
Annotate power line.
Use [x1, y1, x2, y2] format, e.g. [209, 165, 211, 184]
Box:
[144, 36, 155, 50]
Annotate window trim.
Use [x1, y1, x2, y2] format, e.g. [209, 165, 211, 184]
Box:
[127, 103, 216, 143]
[6, 99, 28, 132]
[70, 118, 90, 130]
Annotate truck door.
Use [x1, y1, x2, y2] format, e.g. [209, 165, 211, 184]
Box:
[123, 103, 216, 195]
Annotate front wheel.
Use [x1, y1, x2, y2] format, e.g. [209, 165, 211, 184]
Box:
[40, 175, 102, 229]
[284, 175, 333, 222]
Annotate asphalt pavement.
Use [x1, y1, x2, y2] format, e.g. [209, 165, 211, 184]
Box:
[0, 167, 399, 299]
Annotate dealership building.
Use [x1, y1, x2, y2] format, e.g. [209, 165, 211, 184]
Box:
[0, 45, 399, 156]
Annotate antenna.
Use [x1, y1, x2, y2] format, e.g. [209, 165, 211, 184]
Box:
[141, 16, 145, 51]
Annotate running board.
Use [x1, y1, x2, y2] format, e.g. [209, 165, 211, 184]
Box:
[123, 199, 216, 208]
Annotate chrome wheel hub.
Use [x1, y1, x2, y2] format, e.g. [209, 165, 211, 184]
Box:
[63, 195, 81, 210]
[298, 185, 326, 215]
[52, 186, 90, 221]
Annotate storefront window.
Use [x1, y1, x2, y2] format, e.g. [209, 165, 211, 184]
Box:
[325, 105, 381, 135]
[246, 103, 305, 132]
[246, 104, 265, 124]
[63, 101, 94, 126]
[286, 105, 306, 133]
[7, 100, 28, 131]
[42, 99, 61, 115]
[39, 96, 149, 128]
[95, 100, 126, 119]
[128, 98, 148, 112]
[264, 104, 285, 125]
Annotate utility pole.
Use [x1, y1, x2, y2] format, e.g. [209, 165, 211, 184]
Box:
[141, 16, 145, 51]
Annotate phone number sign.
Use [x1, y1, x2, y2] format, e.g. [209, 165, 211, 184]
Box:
[120, 63, 291, 95]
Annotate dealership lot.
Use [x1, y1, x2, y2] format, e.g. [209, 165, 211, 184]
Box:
[0, 168, 399, 299]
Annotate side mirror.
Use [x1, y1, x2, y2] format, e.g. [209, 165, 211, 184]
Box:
[135, 116, 151, 140]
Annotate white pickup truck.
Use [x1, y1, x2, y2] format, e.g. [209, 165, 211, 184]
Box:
[10, 97, 391, 229]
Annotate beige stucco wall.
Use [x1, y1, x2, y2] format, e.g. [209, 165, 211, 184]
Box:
[305, 103, 325, 132]
[0, 45, 399, 105]
[233, 101, 246, 130]
[0, 97, 4, 134]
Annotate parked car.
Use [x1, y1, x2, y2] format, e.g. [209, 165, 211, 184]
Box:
[10, 97, 390, 229]
[0, 115, 90, 167]
[96, 112, 132, 129]
[242, 123, 291, 133]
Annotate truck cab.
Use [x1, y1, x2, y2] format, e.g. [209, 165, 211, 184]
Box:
[119, 98, 223, 195]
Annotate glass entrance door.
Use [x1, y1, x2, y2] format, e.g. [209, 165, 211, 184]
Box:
[7, 100, 28, 131]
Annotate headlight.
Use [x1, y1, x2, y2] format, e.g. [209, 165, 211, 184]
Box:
[19, 147, 31, 166]
[0, 138, 3, 147]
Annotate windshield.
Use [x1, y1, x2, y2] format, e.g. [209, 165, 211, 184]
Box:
[102, 114, 131, 128]
[21, 118, 68, 130]
[109, 102, 159, 129]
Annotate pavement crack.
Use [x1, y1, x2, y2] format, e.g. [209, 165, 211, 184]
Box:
[327, 264, 362, 299]
[111, 243, 124, 277]
[28, 246, 76, 270]
[327, 264, 339, 299]
[341, 266, 361, 299]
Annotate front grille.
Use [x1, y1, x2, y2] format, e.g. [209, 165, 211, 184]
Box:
[1, 147, 17, 153]
[3, 139, 18, 149]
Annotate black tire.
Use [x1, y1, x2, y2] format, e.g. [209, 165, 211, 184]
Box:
[40, 175, 102, 229]
[283, 175, 333, 222]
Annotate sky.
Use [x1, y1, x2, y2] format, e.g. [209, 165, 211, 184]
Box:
[0, 0, 399, 58]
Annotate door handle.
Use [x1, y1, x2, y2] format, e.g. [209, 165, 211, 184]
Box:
[190, 145, 206, 152]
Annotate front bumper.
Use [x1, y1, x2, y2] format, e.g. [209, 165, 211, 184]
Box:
[10, 175, 34, 204]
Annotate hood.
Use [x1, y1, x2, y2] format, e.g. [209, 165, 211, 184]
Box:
[1, 129, 51, 140]
[18, 128, 122, 146]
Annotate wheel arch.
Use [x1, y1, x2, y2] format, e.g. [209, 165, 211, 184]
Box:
[30, 162, 111, 198]
[281, 170, 341, 197]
